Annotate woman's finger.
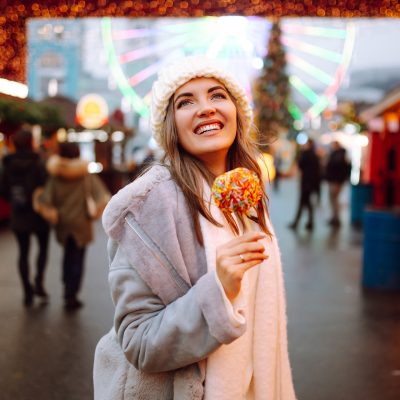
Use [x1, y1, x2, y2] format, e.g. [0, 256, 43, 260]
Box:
[223, 231, 267, 249]
[234, 252, 268, 265]
[231, 241, 266, 256]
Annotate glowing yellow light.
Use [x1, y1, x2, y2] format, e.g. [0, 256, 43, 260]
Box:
[76, 94, 109, 129]
[258, 153, 276, 183]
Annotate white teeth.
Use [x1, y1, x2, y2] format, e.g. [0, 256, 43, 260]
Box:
[195, 123, 221, 135]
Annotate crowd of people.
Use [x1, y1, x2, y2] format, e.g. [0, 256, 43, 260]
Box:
[0, 130, 110, 309]
[288, 138, 351, 231]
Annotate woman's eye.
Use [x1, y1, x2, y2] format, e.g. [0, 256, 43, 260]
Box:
[212, 92, 227, 100]
[176, 99, 192, 109]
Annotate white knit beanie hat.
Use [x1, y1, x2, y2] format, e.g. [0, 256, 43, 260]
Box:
[151, 55, 253, 145]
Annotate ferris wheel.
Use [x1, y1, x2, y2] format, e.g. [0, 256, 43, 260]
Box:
[101, 17, 355, 123]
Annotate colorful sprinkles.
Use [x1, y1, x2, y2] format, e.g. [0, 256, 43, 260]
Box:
[212, 167, 262, 214]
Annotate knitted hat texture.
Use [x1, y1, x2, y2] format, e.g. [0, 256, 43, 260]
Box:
[151, 56, 253, 145]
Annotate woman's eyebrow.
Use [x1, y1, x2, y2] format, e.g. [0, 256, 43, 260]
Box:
[208, 85, 227, 93]
[174, 85, 227, 105]
[174, 92, 192, 105]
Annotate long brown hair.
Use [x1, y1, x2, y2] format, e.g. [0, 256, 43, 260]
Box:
[159, 86, 272, 245]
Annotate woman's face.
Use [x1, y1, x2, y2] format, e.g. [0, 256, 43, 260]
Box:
[173, 77, 237, 174]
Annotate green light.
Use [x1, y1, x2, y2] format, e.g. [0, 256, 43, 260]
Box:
[283, 25, 347, 39]
[283, 37, 343, 63]
[287, 101, 303, 121]
[288, 54, 334, 86]
[289, 75, 319, 105]
[101, 18, 149, 117]
[307, 96, 330, 119]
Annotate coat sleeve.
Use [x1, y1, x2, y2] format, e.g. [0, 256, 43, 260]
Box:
[109, 242, 246, 373]
[0, 162, 9, 199]
[32, 177, 58, 225]
[89, 174, 111, 220]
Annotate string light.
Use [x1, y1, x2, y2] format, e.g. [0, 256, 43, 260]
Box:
[0, 0, 398, 83]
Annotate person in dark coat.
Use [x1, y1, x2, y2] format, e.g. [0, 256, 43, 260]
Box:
[325, 140, 351, 227]
[0, 129, 50, 306]
[288, 138, 321, 231]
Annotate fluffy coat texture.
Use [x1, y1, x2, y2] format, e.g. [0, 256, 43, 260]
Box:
[38, 155, 110, 246]
[94, 165, 296, 399]
[94, 165, 246, 399]
[150, 56, 253, 144]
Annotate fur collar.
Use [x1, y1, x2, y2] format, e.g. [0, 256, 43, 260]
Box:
[102, 164, 171, 240]
[46, 154, 89, 180]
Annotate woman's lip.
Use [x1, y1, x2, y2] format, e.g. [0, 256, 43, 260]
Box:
[193, 120, 224, 134]
[193, 119, 224, 132]
[194, 127, 222, 136]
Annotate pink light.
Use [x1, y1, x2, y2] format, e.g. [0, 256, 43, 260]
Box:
[325, 65, 345, 97]
[112, 29, 153, 40]
[128, 62, 161, 86]
[119, 48, 151, 64]
[119, 34, 192, 64]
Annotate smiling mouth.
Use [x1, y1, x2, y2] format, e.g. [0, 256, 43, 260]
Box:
[194, 122, 223, 135]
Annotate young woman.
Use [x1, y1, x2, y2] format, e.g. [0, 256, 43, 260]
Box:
[94, 56, 296, 399]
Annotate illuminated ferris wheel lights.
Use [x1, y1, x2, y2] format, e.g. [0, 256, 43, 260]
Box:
[282, 25, 347, 39]
[112, 28, 154, 40]
[282, 36, 343, 63]
[119, 33, 195, 64]
[102, 18, 149, 116]
[287, 53, 334, 86]
[103, 18, 355, 122]
[290, 75, 320, 105]
[206, 16, 253, 59]
[288, 102, 303, 122]
[218, 16, 249, 34]
[157, 19, 208, 34]
[307, 97, 330, 119]
[128, 62, 162, 86]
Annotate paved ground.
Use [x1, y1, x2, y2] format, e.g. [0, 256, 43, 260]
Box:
[0, 177, 399, 400]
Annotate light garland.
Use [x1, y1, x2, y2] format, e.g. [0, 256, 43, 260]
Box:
[0, 0, 398, 83]
[0, 78, 28, 98]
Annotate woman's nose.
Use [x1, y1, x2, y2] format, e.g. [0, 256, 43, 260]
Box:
[197, 101, 216, 117]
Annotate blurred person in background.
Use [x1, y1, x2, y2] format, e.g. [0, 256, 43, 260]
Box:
[325, 140, 351, 228]
[0, 129, 50, 306]
[288, 138, 321, 231]
[35, 142, 110, 309]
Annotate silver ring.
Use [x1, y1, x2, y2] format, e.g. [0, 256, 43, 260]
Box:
[239, 254, 245, 263]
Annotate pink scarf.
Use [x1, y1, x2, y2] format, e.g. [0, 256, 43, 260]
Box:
[200, 192, 296, 400]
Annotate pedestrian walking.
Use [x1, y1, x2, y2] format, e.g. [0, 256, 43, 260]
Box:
[35, 142, 110, 309]
[288, 138, 321, 231]
[93, 56, 296, 399]
[0, 129, 50, 306]
[325, 140, 351, 227]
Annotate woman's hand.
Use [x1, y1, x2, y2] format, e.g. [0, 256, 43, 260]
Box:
[216, 232, 268, 302]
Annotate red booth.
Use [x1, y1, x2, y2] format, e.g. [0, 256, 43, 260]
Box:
[360, 88, 400, 208]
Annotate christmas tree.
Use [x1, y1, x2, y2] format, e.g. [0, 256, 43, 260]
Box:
[253, 19, 294, 148]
